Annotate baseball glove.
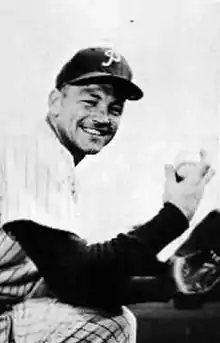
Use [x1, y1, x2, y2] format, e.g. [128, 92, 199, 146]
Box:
[171, 210, 220, 295]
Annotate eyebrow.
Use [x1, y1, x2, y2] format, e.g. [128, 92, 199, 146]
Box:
[84, 92, 102, 101]
[79, 86, 125, 105]
[79, 86, 103, 97]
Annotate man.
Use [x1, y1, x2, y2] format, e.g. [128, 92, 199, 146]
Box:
[0, 46, 214, 342]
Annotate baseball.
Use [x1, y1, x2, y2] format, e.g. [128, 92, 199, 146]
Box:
[174, 151, 201, 180]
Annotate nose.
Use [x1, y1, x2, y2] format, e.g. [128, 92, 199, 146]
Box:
[94, 104, 110, 124]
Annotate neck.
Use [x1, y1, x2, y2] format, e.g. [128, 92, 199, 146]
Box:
[46, 114, 85, 166]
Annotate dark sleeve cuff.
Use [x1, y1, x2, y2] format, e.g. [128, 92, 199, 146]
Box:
[164, 202, 189, 232]
[130, 202, 189, 255]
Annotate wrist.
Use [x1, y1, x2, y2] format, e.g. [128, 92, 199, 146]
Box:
[164, 201, 189, 222]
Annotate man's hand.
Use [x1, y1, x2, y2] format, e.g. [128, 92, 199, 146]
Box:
[174, 149, 211, 181]
[163, 150, 215, 221]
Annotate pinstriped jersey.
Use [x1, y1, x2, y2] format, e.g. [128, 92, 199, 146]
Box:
[0, 121, 79, 301]
[0, 121, 79, 233]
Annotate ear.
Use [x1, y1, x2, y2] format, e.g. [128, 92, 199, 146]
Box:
[48, 89, 62, 115]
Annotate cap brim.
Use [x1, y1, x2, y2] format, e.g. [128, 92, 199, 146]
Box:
[66, 72, 143, 101]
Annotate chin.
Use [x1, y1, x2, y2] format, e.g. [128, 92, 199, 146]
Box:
[84, 147, 103, 155]
[79, 138, 112, 155]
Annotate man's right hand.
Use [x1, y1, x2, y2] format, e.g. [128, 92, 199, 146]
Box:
[163, 151, 215, 221]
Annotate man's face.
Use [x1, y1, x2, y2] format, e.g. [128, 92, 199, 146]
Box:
[50, 83, 125, 155]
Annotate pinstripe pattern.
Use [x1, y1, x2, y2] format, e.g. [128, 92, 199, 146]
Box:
[0, 229, 40, 302]
[0, 124, 79, 234]
[0, 299, 135, 343]
[0, 122, 80, 301]
[0, 123, 137, 342]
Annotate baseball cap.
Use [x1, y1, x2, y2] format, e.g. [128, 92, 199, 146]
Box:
[55, 47, 143, 101]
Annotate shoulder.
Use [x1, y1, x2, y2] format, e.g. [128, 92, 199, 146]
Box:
[0, 123, 51, 183]
[0, 130, 37, 165]
[0, 121, 75, 183]
[0, 121, 58, 164]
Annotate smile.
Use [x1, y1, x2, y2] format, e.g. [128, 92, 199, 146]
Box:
[82, 127, 103, 136]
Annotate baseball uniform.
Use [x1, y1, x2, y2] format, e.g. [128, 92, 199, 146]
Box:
[0, 121, 137, 342]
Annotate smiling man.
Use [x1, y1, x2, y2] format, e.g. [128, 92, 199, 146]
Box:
[0, 47, 214, 342]
[48, 83, 125, 158]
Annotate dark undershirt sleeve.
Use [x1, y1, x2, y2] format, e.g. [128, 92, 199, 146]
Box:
[3, 202, 188, 312]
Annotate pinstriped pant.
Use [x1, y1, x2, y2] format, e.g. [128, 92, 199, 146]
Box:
[0, 298, 137, 343]
[0, 233, 137, 342]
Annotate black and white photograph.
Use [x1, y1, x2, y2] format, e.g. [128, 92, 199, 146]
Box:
[0, 0, 219, 342]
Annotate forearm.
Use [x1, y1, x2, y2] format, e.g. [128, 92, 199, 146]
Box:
[3, 203, 188, 310]
[86, 203, 188, 276]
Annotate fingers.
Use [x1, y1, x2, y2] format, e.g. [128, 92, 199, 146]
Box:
[199, 149, 207, 160]
[199, 149, 211, 177]
[201, 168, 215, 185]
[165, 149, 215, 186]
[164, 164, 175, 181]
[181, 149, 211, 182]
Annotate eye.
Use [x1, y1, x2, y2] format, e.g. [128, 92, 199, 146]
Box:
[109, 105, 123, 117]
[83, 100, 98, 107]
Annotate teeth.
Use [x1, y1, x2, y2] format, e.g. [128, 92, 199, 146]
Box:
[83, 128, 101, 136]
